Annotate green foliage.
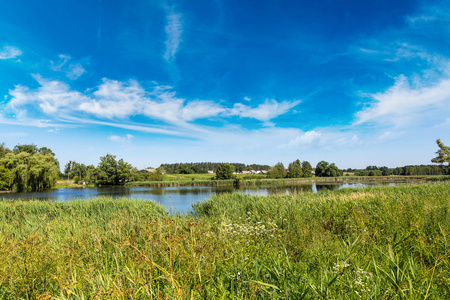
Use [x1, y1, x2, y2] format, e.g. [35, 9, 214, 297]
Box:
[13, 143, 39, 154]
[161, 162, 270, 174]
[355, 169, 383, 176]
[65, 161, 88, 182]
[150, 167, 166, 181]
[267, 162, 286, 179]
[287, 159, 303, 178]
[0, 142, 11, 159]
[0, 152, 59, 191]
[0, 167, 11, 190]
[355, 164, 448, 176]
[315, 160, 328, 177]
[178, 163, 192, 174]
[432, 139, 450, 165]
[301, 160, 313, 177]
[315, 161, 342, 177]
[94, 154, 133, 185]
[215, 163, 235, 180]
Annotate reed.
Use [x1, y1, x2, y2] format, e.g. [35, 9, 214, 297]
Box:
[0, 183, 449, 299]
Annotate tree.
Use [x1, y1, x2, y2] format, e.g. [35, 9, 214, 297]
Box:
[85, 165, 96, 183]
[72, 162, 87, 182]
[178, 164, 192, 174]
[0, 152, 59, 191]
[287, 159, 303, 178]
[267, 162, 286, 179]
[95, 154, 133, 185]
[0, 167, 11, 190]
[215, 163, 235, 180]
[0, 143, 11, 159]
[315, 161, 342, 177]
[150, 167, 166, 181]
[380, 166, 392, 176]
[13, 144, 39, 154]
[64, 160, 75, 182]
[301, 161, 313, 177]
[432, 139, 450, 165]
[315, 161, 329, 177]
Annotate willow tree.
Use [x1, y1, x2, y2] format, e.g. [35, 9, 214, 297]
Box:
[0, 152, 59, 191]
[0, 167, 11, 190]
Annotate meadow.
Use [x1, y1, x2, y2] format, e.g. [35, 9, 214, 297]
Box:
[0, 182, 449, 299]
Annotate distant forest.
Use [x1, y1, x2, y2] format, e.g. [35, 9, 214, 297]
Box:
[348, 165, 449, 176]
[159, 162, 270, 174]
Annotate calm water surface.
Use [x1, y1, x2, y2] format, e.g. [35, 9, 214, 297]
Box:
[1, 181, 401, 214]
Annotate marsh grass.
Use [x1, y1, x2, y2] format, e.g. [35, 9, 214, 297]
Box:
[0, 183, 449, 299]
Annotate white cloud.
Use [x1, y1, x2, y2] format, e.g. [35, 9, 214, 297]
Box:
[287, 131, 323, 147]
[80, 79, 144, 118]
[0, 46, 22, 60]
[182, 100, 226, 121]
[50, 54, 86, 80]
[48, 128, 62, 134]
[335, 134, 361, 147]
[8, 74, 88, 115]
[108, 134, 134, 143]
[229, 99, 301, 124]
[355, 74, 450, 126]
[163, 10, 182, 62]
[66, 63, 86, 80]
[376, 131, 405, 143]
[4, 76, 300, 134]
[406, 3, 450, 25]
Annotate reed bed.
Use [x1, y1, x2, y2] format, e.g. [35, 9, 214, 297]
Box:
[0, 183, 449, 299]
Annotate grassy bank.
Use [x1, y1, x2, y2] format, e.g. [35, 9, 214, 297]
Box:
[164, 173, 215, 181]
[1, 183, 449, 298]
[55, 180, 96, 188]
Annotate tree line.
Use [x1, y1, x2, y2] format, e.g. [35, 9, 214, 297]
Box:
[1, 138, 449, 191]
[0, 144, 142, 191]
[353, 164, 449, 176]
[159, 162, 270, 174]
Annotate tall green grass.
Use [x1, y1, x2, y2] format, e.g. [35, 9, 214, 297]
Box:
[0, 183, 449, 299]
[193, 183, 450, 298]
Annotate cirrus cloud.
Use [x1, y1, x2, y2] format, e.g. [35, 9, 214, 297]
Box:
[0, 46, 22, 60]
[4, 75, 301, 135]
[108, 134, 134, 143]
[355, 74, 450, 127]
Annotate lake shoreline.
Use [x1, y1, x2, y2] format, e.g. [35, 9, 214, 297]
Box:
[125, 175, 427, 187]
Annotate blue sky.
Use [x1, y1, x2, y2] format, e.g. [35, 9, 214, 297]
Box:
[1, 0, 449, 169]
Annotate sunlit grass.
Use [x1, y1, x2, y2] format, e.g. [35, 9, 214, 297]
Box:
[1, 183, 449, 298]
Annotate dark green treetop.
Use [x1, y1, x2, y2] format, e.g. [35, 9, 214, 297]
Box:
[215, 163, 235, 180]
[432, 139, 450, 165]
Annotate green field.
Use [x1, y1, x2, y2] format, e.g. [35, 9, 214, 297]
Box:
[1, 183, 449, 299]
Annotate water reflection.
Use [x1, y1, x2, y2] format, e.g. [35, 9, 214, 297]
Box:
[1, 181, 405, 214]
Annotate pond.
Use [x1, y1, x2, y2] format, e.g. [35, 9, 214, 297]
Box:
[0, 181, 405, 214]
